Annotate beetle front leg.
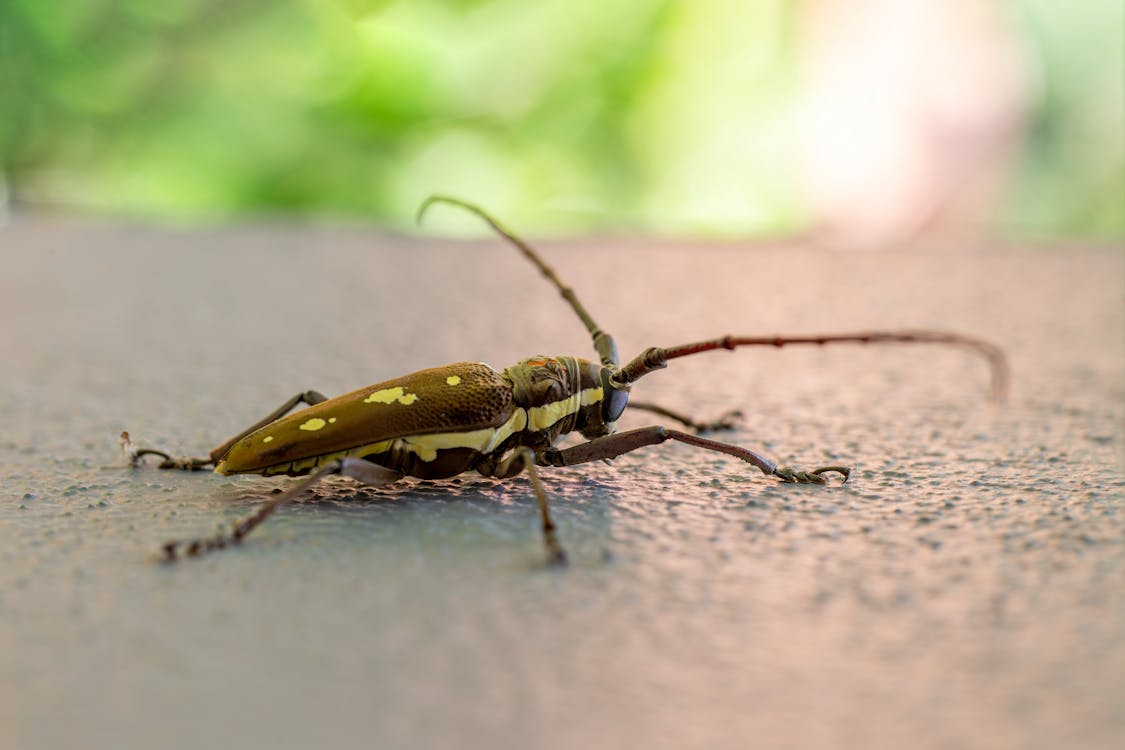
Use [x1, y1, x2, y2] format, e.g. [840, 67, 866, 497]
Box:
[484, 447, 568, 566]
[625, 401, 743, 433]
[543, 426, 850, 484]
[162, 457, 402, 562]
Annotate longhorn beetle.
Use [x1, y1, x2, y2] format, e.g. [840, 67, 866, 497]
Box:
[126, 195, 1008, 565]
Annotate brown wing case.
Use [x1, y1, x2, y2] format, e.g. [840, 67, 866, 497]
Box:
[218, 362, 514, 473]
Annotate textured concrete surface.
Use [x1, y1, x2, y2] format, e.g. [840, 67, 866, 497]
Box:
[1, 220, 1122, 750]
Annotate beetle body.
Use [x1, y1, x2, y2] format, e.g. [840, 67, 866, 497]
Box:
[217, 357, 623, 481]
[136, 195, 1006, 564]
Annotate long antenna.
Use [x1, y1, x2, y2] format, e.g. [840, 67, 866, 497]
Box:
[614, 331, 1009, 400]
[417, 195, 619, 368]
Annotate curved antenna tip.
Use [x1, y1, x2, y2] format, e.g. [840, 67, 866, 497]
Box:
[414, 195, 440, 226]
[415, 195, 479, 226]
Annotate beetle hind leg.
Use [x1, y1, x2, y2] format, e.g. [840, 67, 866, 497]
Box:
[120, 431, 212, 471]
[161, 457, 402, 562]
[124, 390, 329, 471]
[205, 389, 329, 464]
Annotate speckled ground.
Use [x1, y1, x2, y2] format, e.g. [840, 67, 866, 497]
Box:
[1, 221, 1122, 750]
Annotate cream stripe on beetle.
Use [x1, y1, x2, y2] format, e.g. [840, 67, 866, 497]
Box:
[402, 409, 528, 462]
[240, 386, 604, 476]
[239, 408, 531, 476]
[527, 387, 603, 432]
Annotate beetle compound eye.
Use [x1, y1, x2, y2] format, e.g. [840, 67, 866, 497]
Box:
[602, 386, 629, 423]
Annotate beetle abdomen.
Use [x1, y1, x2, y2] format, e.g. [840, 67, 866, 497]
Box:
[216, 362, 515, 475]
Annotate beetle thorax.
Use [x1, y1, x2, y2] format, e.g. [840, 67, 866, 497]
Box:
[503, 356, 610, 442]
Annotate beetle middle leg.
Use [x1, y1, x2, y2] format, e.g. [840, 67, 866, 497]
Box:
[161, 456, 402, 562]
[483, 447, 568, 566]
[125, 389, 329, 471]
[543, 426, 850, 484]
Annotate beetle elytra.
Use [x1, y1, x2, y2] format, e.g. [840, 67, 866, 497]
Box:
[126, 196, 1008, 565]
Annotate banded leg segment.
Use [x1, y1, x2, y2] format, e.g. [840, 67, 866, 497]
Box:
[543, 426, 850, 484]
[485, 447, 568, 566]
[162, 457, 402, 562]
[123, 390, 329, 471]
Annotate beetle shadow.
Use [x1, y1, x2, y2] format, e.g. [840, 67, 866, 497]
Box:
[218, 471, 623, 562]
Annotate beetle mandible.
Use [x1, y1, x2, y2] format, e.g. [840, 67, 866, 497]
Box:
[125, 195, 1008, 565]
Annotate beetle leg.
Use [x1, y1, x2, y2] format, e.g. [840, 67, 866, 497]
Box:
[120, 431, 212, 470]
[625, 401, 743, 433]
[161, 457, 401, 562]
[542, 426, 850, 485]
[124, 391, 330, 471]
[484, 447, 568, 566]
[206, 390, 329, 464]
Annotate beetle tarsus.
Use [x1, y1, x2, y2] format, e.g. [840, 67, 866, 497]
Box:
[120, 431, 172, 467]
[815, 465, 851, 483]
[122, 431, 212, 471]
[773, 465, 850, 484]
[545, 542, 569, 567]
[162, 528, 241, 563]
[541, 516, 569, 567]
[158, 456, 213, 471]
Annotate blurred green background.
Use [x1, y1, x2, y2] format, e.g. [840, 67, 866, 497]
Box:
[1, 0, 1121, 238]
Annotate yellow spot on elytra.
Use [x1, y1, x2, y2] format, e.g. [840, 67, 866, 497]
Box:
[364, 387, 419, 406]
[446, 375, 461, 386]
[329, 417, 337, 423]
[263, 436, 274, 443]
[299, 418, 327, 431]
[364, 387, 403, 404]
